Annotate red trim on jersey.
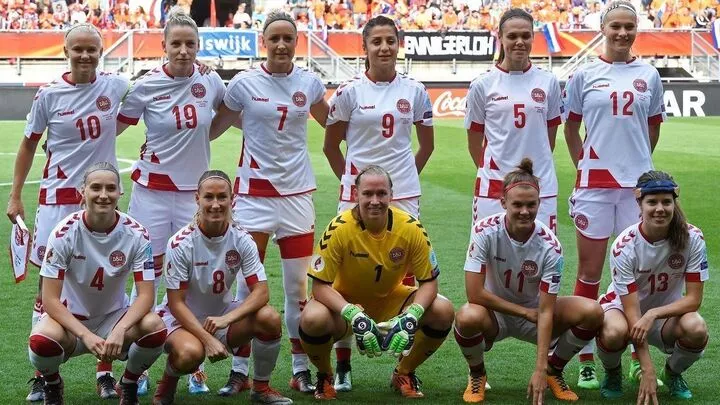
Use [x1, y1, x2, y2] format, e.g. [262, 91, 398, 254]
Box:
[479, 264, 487, 274]
[539, 280, 551, 293]
[478, 137, 487, 168]
[567, 111, 583, 122]
[685, 272, 702, 282]
[57, 269, 65, 280]
[637, 222, 656, 245]
[245, 274, 259, 286]
[598, 55, 637, 64]
[494, 62, 532, 74]
[131, 170, 180, 191]
[247, 178, 281, 197]
[82, 211, 119, 234]
[487, 179, 504, 198]
[42, 150, 51, 179]
[233, 177, 240, 194]
[547, 116, 561, 127]
[365, 71, 397, 83]
[626, 282, 638, 294]
[133, 271, 146, 282]
[162, 63, 195, 79]
[489, 157, 500, 171]
[39, 188, 82, 205]
[61, 72, 97, 86]
[469, 121, 485, 133]
[178, 281, 189, 290]
[339, 184, 361, 202]
[249, 157, 260, 169]
[589, 147, 600, 160]
[57, 166, 67, 179]
[648, 114, 663, 125]
[117, 113, 140, 125]
[28, 132, 43, 141]
[474, 178, 481, 197]
[599, 291, 617, 305]
[583, 169, 622, 188]
[278, 233, 314, 259]
[350, 162, 359, 175]
[260, 62, 294, 76]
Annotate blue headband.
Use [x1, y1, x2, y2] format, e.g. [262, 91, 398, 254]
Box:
[634, 179, 679, 199]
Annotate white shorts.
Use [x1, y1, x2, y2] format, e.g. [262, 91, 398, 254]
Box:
[31, 204, 80, 267]
[472, 196, 557, 234]
[337, 197, 420, 218]
[599, 292, 673, 354]
[232, 193, 315, 239]
[128, 184, 196, 256]
[69, 306, 129, 358]
[569, 188, 640, 240]
[490, 311, 539, 347]
[162, 301, 240, 350]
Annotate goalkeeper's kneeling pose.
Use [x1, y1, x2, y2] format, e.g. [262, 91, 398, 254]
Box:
[299, 165, 454, 400]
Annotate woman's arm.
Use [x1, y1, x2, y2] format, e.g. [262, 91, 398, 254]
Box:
[210, 102, 241, 141]
[204, 281, 270, 333]
[310, 99, 330, 128]
[414, 123, 434, 174]
[563, 120, 583, 168]
[467, 129, 485, 169]
[465, 271, 537, 322]
[6, 137, 39, 222]
[323, 121, 347, 180]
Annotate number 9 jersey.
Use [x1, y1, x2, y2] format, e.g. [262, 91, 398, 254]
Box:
[327, 73, 433, 202]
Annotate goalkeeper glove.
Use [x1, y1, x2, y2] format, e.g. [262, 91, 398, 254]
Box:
[379, 303, 424, 357]
[341, 303, 383, 358]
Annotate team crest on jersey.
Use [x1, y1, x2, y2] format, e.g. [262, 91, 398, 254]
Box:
[396, 99, 411, 114]
[292, 91, 307, 107]
[37, 245, 46, 260]
[96, 96, 111, 112]
[225, 250, 241, 269]
[667, 253, 685, 270]
[109, 250, 126, 268]
[521, 260, 539, 277]
[531, 88, 546, 103]
[389, 247, 405, 263]
[633, 79, 648, 93]
[191, 83, 206, 98]
[574, 214, 589, 231]
[311, 254, 325, 272]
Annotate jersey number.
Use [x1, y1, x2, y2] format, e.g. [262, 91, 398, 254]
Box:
[212, 270, 225, 294]
[513, 104, 526, 128]
[90, 267, 105, 291]
[610, 91, 634, 116]
[373, 264, 383, 282]
[277, 106, 288, 130]
[172, 104, 198, 130]
[648, 272, 669, 294]
[504, 269, 525, 293]
[76, 116, 101, 140]
[381, 114, 394, 138]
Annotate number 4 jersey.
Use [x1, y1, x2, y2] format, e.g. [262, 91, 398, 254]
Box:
[605, 222, 708, 314]
[25, 71, 129, 205]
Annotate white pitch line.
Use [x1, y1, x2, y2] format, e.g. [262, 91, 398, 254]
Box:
[0, 156, 135, 187]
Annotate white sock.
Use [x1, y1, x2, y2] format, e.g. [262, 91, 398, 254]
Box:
[454, 327, 486, 369]
[252, 336, 281, 382]
[667, 341, 705, 374]
[281, 256, 310, 374]
[28, 334, 64, 377]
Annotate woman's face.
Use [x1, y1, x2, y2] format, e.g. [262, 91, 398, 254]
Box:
[639, 193, 675, 230]
[81, 170, 120, 216]
[64, 30, 103, 77]
[163, 25, 199, 69]
[602, 8, 637, 54]
[363, 24, 399, 71]
[500, 17, 533, 67]
[263, 20, 297, 65]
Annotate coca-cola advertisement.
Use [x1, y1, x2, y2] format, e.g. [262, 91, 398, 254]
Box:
[426, 88, 468, 118]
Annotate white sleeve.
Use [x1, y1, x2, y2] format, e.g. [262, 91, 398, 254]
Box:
[39, 232, 70, 280]
[237, 231, 267, 285]
[648, 70, 666, 123]
[211, 72, 226, 110]
[464, 80, 485, 131]
[609, 240, 638, 296]
[164, 241, 191, 290]
[114, 75, 131, 103]
[310, 75, 326, 105]
[685, 232, 709, 283]
[118, 80, 145, 125]
[541, 251, 563, 295]
[24, 87, 49, 139]
[223, 75, 245, 112]
[547, 75, 563, 124]
[327, 83, 354, 124]
[464, 230, 489, 273]
[413, 85, 433, 126]
[131, 238, 155, 282]
[564, 70, 584, 120]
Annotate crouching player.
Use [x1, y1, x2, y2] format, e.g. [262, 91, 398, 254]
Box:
[454, 159, 604, 404]
[597, 170, 709, 402]
[299, 165, 454, 399]
[28, 162, 167, 405]
[153, 170, 292, 405]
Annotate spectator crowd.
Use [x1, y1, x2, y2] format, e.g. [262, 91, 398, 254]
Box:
[1, 0, 718, 31]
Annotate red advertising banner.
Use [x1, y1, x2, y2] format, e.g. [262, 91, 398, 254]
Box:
[0, 30, 713, 59]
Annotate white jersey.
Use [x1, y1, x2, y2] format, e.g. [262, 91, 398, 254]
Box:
[465, 64, 562, 198]
[564, 57, 666, 189]
[164, 223, 267, 321]
[464, 213, 563, 307]
[25, 71, 128, 205]
[328, 73, 433, 201]
[118, 64, 225, 191]
[39, 211, 154, 319]
[606, 222, 708, 314]
[224, 64, 325, 196]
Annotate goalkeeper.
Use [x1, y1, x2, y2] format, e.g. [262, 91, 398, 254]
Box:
[299, 165, 454, 400]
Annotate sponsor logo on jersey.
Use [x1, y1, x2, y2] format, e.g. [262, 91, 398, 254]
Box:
[191, 83, 207, 98]
[311, 254, 325, 272]
[72, 254, 86, 261]
[637, 268, 652, 273]
[292, 91, 307, 107]
[521, 260, 539, 277]
[574, 214, 589, 231]
[389, 247, 405, 263]
[96, 96, 111, 112]
[633, 79, 648, 93]
[58, 110, 75, 116]
[110, 250, 126, 268]
[194, 261, 209, 266]
[37, 245, 46, 260]
[592, 83, 610, 89]
[153, 95, 171, 102]
[360, 105, 376, 110]
[350, 250, 369, 258]
[531, 88, 546, 103]
[491, 95, 508, 102]
[252, 96, 269, 102]
[493, 256, 506, 262]
[225, 250, 241, 269]
[667, 253, 685, 270]
[396, 99, 411, 114]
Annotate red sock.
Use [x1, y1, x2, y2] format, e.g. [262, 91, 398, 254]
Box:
[336, 348, 351, 363]
[574, 279, 600, 299]
[253, 380, 269, 391]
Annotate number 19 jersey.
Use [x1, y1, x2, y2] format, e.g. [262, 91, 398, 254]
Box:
[25, 72, 128, 205]
[327, 73, 433, 201]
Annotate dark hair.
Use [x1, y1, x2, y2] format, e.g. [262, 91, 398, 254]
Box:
[636, 170, 688, 251]
[263, 9, 297, 33]
[361, 15, 399, 71]
[502, 158, 539, 194]
[354, 165, 393, 189]
[197, 169, 232, 190]
[496, 8, 533, 64]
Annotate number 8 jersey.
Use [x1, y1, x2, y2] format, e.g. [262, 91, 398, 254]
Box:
[328, 73, 433, 202]
[25, 72, 129, 205]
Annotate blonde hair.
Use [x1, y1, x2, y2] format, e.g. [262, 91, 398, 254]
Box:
[164, 6, 198, 40]
[192, 170, 233, 226]
[64, 23, 102, 47]
[601, 0, 637, 23]
[263, 9, 297, 33]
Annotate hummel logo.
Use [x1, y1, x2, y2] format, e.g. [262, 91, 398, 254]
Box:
[350, 250, 369, 258]
[493, 256, 506, 262]
[252, 96, 269, 102]
[194, 261, 208, 266]
[153, 95, 171, 101]
[360, 105, 375, 110]
[58, 110, 75, 116]
[492, 96, 508, 101]
[72, 254, 86, 260]
[637, 268, 652, 273]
